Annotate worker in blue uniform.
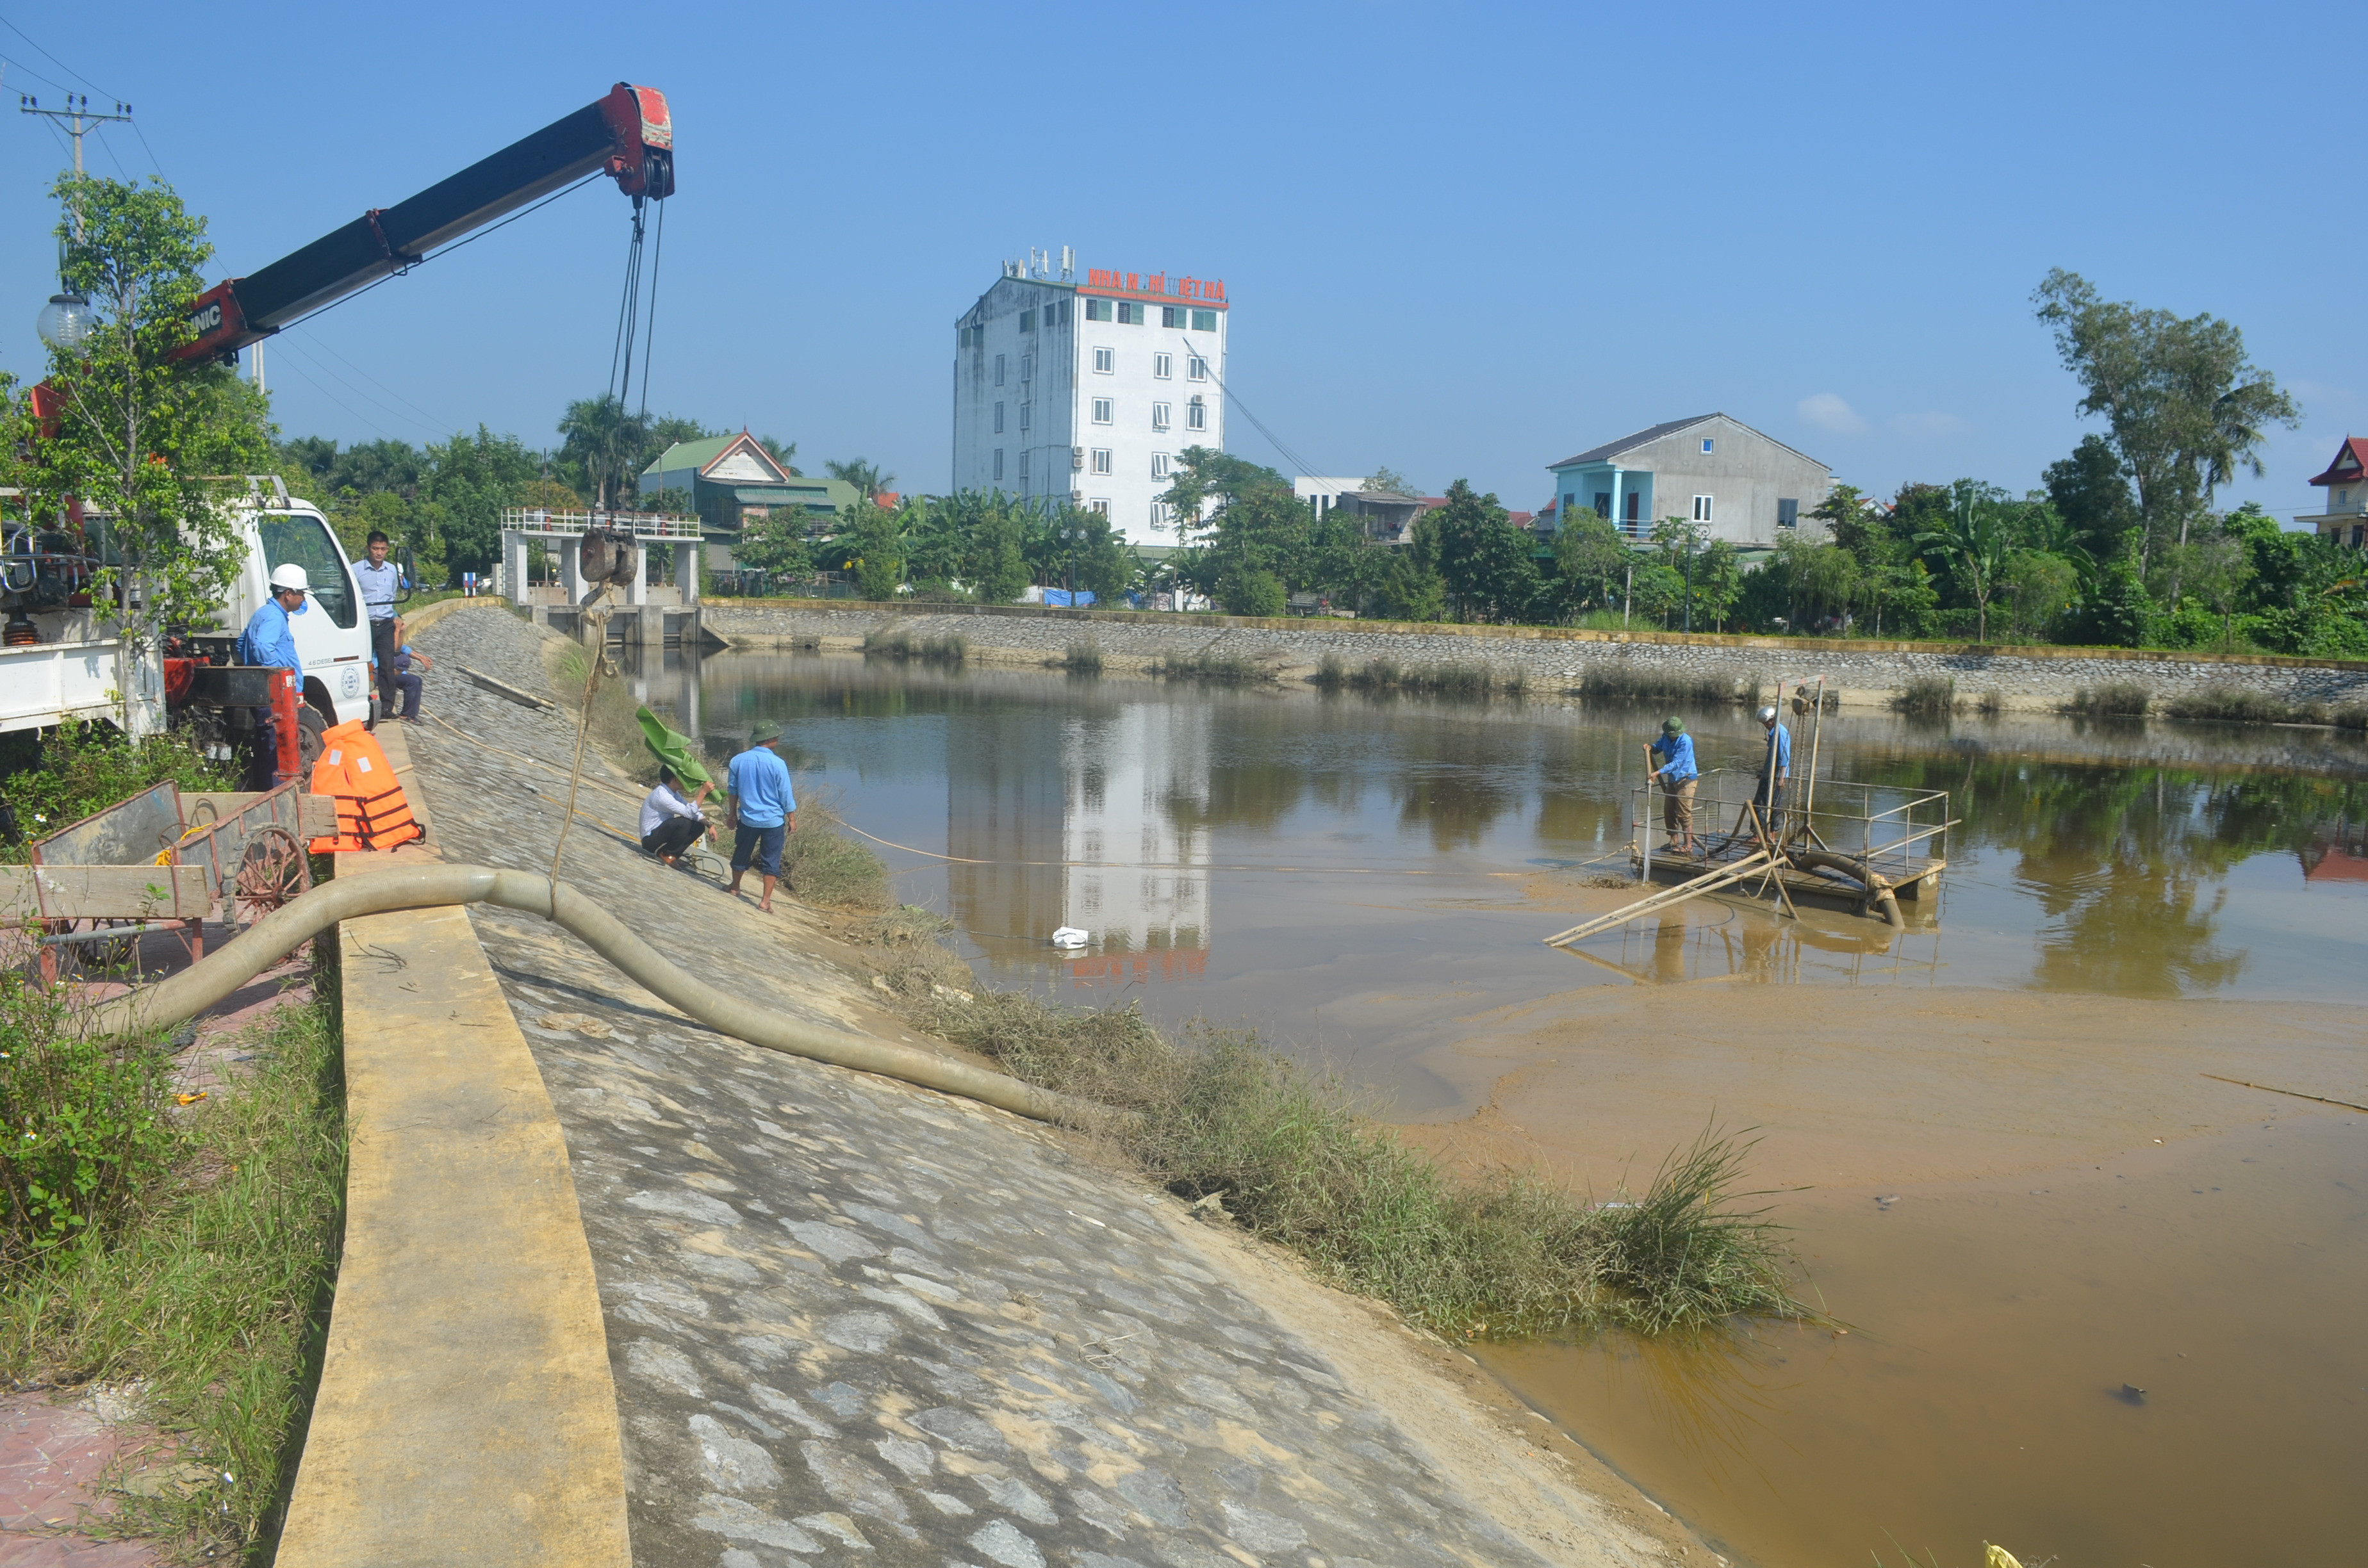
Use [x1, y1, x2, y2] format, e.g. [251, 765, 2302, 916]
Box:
[238, 564, 311, 786]
[1645, 717, 1700, 856]
[1755, 704, 1792, 841]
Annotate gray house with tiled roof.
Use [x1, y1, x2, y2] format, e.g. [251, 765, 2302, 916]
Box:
[1545, 413, 1831, 546]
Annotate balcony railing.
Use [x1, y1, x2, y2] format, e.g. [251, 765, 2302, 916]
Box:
[500, 508, 704, 540]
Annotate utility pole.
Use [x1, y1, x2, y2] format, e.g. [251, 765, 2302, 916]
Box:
[1683, 522, 1698, 633]
[18, 92, 134, 188]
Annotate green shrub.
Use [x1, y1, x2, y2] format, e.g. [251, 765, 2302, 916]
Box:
[1056, 639, 1105, 674]
[1581, 666, 1741, 705]
[1156, 651, 1267, 684]
[0, 723, 238, 863]
[1896, 676, 1956, 715]
[1219, 568, 1287, 618]
[0, 974, 178, 1267]
[2066, 682, 2151, 717]
[1315, 658, 1525, 698]
[862, 628, 967, 666]
[781, 804, 892, 911]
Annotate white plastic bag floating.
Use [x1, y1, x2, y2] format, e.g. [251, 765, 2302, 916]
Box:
[1050, 926, 1090, 948]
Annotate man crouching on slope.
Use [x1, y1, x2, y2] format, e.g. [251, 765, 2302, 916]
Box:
[725, 721, 797, 913]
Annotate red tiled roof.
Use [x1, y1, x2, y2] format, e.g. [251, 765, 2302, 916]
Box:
[2308, 436, 2368, 487]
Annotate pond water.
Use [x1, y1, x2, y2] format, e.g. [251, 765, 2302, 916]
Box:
[630, 646, 2368, 1565]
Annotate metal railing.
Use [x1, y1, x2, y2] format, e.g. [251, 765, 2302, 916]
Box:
[1630, 768, 1950, 880]
[499, 508, 705, 541]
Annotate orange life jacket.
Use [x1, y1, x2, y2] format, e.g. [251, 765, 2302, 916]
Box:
[308, 721, 423, 852]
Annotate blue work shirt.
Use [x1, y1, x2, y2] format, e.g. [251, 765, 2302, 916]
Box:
[1760, 722, 1793, 777]
[726, 746, 796, 828]
[1649, 731, 1698, 782]
[236, 595, 306, 671]
[353, 558, 402, 621]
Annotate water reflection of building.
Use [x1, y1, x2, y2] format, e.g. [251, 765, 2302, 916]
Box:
[2301, 817, 2368, 882]
[946, 699, 1212, 975]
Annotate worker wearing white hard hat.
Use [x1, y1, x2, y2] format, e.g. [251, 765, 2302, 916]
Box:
[1754, 703, 1791, 840]
[238, 563, 311, 673]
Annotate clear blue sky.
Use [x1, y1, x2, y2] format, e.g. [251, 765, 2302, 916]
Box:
[4, 1, 2359, 525]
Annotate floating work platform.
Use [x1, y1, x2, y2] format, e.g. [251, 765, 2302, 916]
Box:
[1545, 768, 1953, 949]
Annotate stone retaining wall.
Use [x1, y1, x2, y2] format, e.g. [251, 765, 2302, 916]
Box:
[703, 600, 2368, 712]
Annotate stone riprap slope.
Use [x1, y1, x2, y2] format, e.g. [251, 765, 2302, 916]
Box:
[705, 601, 2368, 712]
[406, 607, 1669, 1568]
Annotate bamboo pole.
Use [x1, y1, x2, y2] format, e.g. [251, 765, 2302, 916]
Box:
[1543, 847, 1777, 948]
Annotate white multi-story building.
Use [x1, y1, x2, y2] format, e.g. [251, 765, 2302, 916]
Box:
[952, 249, 1229, 540]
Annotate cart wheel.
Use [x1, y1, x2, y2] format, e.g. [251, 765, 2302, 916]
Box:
[235, 826, 313, 926]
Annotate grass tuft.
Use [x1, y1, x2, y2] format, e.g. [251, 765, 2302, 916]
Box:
[780, 803, 893, 911]
[0, 964, 345, 1557]
[1314, 657, 1525, 698]
[1155, 651, 1269, 684]
[862, 628, 968, 666]
[1055, 639, 1105, 675]
[2065, 681, 2150, 717]
[1896, 675, 1956, 716]
[2157, 686, 2368, 728]
[887, 978, 1807, 1339]
[1580, 666, 1746, 705]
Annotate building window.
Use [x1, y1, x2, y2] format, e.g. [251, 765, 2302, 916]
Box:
[1117, 302, 1144, 325]
[1091, 448, 1113, 475]
[1019, 309, 1035, 332]
[1057, 302, 1070, 325]
[994, 402, 1005, 434]
[1090, 498, 1110, 516]
[1085, 298, 1112, 322]
[1187, 355, 1207, 380]
[1191, 309, 1216, 331]
[1093, 347, 1114, 374]
[1154, 352, 1172, 379]
[1092, 398, 1113, 425]
[1593, 493, 1611, 518]
[995, 354, 1005, 387]
[993, 449, 1005, 482]
[2354, 523, 2365, 549]
[1700, 437, 1714, 454]
[1692, 494, 1713, 523]
[1020, 402, 1031, 430]
[1777, 498, 1799, 528]
[1019, 450, 1032, 486]
[1152, 402, 1171, 430]
[1151, 500, 1172, 528]
[1021, 354, 1033, 380]
[1186, 396, 1206, 431]
[1151, 452, 1171, 478]
[1625, 492, 1640, 523]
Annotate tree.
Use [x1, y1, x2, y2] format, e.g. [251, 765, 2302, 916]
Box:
[1551, 510, 1632, 615]
[1219, 566, 1286, 617]
[754, 434, 800, 477]
[2044, 434, 2141, 562]
[1365, 466, 1417, 496]
[2162, 528, 2255, 648]
[2002, 551, 2079, 639]
[19, 174, 271, 733]
[422, 427, 538, 576]
[825, 457, 896, 502]
[733, 510, 812, 580]
[1424, 480, 1540, 623]
[2033, 270, 2300, 566]
[1912, 482, 2019, 642]
[829, 498, 906, 600]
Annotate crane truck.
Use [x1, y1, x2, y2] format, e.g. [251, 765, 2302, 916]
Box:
[3, 82, 674, 780]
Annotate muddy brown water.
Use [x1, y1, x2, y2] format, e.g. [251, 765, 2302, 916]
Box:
[633, 646, 2368, 1566]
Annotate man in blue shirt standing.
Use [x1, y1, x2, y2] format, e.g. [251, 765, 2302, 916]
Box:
[725, 721, 798, 913]
[1644, 716, 1700, 856]
[1755, 704, 1793, 840]
[238, 564, 310, 787]
[353, 530, 404, 719]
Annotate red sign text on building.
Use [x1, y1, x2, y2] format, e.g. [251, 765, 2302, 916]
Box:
[1082, 268, 1227, 305]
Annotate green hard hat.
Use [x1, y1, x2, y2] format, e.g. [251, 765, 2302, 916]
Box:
[1663, 717, 1685, 733]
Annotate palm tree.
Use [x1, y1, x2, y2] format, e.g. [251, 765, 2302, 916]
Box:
[1914, 484, 2019, 642]
[557, 394, 649, 511]
[825, 457, 896, 503]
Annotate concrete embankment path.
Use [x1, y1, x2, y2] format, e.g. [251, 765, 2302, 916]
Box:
[385, 604, 1692, 1567]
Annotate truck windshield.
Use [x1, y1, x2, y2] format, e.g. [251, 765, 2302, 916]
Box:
[258, 516, 356, 629]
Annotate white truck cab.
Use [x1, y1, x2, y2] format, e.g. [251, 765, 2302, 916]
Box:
[204, 480, 377, 730]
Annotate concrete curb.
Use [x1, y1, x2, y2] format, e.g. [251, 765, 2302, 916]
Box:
[274, 720, 632, 1567]
[399, 594, 511, 639]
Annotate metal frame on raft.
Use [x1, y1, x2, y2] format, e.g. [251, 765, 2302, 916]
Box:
[1545, 678, 1957, 950]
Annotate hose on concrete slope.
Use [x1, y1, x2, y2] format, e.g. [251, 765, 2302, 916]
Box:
[86, 865, 1092, 1127]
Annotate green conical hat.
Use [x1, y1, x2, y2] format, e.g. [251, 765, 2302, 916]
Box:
[636, 705, 711, 785]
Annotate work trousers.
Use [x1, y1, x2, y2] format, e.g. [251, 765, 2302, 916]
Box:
[1754, 777, 1788, 839]
[1660, 777, 1697, 838]
[642, 815, 703, 860]
[370, 616, 399, 710]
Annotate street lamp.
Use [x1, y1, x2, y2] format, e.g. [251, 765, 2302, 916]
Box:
[36, 291, 97, 350]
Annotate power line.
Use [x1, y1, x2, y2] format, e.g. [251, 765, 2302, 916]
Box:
[269, 336, 449, 442]
[281, 326, 456, 434]
[0, 14, 120, 99]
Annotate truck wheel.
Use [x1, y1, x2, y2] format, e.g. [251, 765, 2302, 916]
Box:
[297, 706, 329, 777]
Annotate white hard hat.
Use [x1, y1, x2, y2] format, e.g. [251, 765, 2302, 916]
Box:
[269, 563, 310, 593]
[1757, 705, 1779, 722]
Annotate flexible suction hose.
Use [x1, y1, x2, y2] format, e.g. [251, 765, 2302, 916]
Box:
[88, 866, 1091, 1126]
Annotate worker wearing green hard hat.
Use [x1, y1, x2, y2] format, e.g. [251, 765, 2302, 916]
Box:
[1644, 715, 1700, 857]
